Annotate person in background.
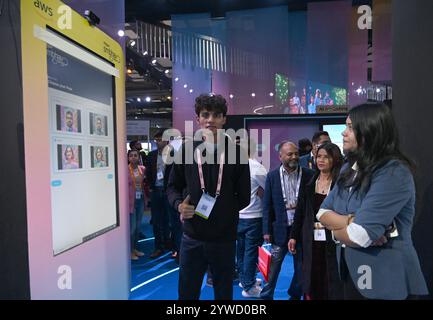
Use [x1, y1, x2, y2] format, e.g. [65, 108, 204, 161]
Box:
[260, 141, 314, 300]
[289, 142, 344, 299]
[307, 96, 316, 114]
[129, 140, 147, 166]
[146, 130, 171, 258]
[237, 138, 268, 298]
[167, 93, 250, 300]
[162, 142, 182, 262]
[317, 103, 428, 299]
[298, 138, 313, 157]
[128, 149, 147, 260]
[299, 131, 331, 171]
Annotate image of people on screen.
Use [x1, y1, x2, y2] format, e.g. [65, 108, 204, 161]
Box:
[95, 117, 105, 135]
[92, 146, 108, 168]
[90, 113, 108, 136]
[60, 145, 81, 170]
[308, 95, 316, 114]
[56, 105, 81, 133]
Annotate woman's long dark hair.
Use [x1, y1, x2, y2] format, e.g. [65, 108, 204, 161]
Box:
[338, 103, 413, 195]
[316, 142, 344, 183]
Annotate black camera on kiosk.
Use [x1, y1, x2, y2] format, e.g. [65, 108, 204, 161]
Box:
[84, 10, 100, 26]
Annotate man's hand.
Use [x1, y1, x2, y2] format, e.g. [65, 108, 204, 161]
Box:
[288, 239, 297, 254]
[178, 195, 195, 221]
[263, 234, 271, 243]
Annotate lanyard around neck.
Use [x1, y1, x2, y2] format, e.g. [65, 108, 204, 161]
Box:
[129, 164, 143, 193]
[279, 165, 302, 206]
[196, 149, 225, 197]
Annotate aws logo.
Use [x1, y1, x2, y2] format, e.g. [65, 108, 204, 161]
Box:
[33, 0, 54, 17]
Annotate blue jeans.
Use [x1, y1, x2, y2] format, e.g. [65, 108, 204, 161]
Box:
[150, 187, 170, 250]
[130, 197, 144, 251]
[178, 234, 236, 300]
[237, 218, 263, 291]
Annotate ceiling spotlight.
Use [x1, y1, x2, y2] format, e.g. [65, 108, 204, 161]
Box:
[167, 96, 171, 100]
[183, 84, 188, 88]
[269, 92, 274, 97]
[229, 94, 234, 99]
[137, 97, 141, 102]
[174, 77, 179, 82]
[117, 30, 125, 37]
[143, 51, 148, 56]
[145, 97, 151, 102]
[376, 88, 381, 93]
[251, 93, 256, 97]
[129, 40, 136, 47]
[151, 59, 157, 64]
[164, 69, 170, 74]
[189, 89, 194, 93]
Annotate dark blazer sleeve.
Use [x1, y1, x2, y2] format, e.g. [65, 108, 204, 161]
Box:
[262, 173, 274, 236]
[166, 146, 186, 212]
[145, 151, 154, 188]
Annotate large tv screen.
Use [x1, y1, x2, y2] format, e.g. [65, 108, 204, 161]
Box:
[47, 32, 118, 255]
[274, 74, 348, 115]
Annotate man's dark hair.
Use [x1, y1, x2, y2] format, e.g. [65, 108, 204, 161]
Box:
[129, 140, 138, 150]
[194, 94, 228, 116]
[298, 138, 312, 155]
[312, 131, 329, 144]
[338, 103, 413, 195]
[154, 129, 165, 139]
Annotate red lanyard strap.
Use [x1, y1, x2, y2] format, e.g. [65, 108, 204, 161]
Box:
[196, 149, 225, 196]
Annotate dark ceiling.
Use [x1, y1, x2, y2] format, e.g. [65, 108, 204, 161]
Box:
[124, 0, 371, 123]
[125, 0, 372, 22]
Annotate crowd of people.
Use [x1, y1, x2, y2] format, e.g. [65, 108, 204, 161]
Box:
[127, 93, 428, 300]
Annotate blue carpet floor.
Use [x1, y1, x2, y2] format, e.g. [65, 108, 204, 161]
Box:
[129, 212, 296, 300]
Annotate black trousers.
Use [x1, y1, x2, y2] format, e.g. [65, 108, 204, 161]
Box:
[178, 233, 236, 300]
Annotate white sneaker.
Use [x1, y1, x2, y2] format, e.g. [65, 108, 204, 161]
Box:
[239, 278, 262, 289]
[242, 285, 262, 298]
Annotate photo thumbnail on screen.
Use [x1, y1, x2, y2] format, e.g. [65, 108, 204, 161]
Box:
[90, 146, 109, 168]
[57, 144, 83, 170]
[89, 113, 108, 136]
[56, 105, 82, 133]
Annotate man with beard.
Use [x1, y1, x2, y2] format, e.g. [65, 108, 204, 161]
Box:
[260, 141, 314, 300]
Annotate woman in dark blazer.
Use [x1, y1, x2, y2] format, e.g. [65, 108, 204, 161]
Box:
[289, 142, 343, 299]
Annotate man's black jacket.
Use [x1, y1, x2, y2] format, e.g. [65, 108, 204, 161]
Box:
[167, 138, 251, 242]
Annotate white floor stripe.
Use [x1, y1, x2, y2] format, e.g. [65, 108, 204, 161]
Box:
[137, 237, 155, 243]
[130, 267, 180, 292]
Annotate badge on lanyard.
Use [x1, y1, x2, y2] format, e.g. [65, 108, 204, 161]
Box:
[195, 193, 216, 220]
[135, 191, 143, 199]
[157, 170, 164, 180]
[194, 149, 225, 220]
[314, 229, 326, 241]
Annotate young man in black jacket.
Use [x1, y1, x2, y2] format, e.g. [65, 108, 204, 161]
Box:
[167, 94, 251, 300]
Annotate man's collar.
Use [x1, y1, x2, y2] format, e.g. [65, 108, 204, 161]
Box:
[351, 162, 359, 171]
